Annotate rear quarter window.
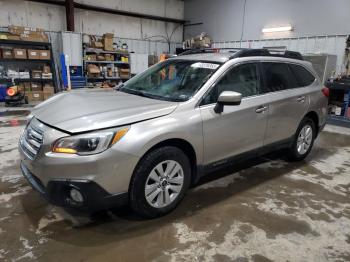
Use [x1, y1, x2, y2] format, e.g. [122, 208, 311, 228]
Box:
[261, 62, 297, 93]
[289, 64, 316, 87]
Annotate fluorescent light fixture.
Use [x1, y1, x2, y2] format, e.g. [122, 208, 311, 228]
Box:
[262, 26, 293, 33]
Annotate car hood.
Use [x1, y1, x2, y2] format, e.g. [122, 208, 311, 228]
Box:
[31, 89, 178, 133]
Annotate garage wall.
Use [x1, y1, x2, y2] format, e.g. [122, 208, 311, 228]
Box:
[212, 36, 348, 73]
[184, 0, 350, 41]
[0, 0, 184, 43]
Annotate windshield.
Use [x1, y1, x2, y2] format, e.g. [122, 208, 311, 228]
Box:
[120, 60, 220, 102]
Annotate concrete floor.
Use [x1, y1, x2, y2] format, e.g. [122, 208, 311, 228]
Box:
[1, 107, 350, 262]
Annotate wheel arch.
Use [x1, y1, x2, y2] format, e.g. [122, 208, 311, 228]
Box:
[134, 138, 199, 186]
[304, 111, 319, 136]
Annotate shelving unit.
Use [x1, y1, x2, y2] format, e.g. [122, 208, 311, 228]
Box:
[0, 39, 58, 91]
[83, 44, 131, 87]
[0, 78, 53, 83]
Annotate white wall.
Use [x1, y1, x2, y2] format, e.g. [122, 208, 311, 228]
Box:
[0, 0, 184, 43]
[184, 0, 350, 41]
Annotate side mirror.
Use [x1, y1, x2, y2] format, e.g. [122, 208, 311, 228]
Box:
[214, 91, 242, 113]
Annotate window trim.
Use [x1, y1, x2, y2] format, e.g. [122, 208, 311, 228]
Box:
[198, 61, 262, 107]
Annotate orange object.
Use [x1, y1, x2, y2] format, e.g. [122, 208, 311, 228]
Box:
[6, 88, 16, 96]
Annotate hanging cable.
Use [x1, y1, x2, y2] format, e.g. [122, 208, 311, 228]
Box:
[240, 0, 247, 47]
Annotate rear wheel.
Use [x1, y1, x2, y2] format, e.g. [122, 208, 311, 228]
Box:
[287, 117, 316, 161]
[129, 146, 191, 218]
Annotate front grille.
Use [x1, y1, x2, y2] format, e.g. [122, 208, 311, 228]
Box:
[20, 119, 44, 160]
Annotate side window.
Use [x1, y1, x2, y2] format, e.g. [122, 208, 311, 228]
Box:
[201, 63, 259, 105]
[261, 62, 297, 93]
[289, 64, 316, 87]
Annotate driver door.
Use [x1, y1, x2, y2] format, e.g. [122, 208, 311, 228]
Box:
[199, 62, 269, 166]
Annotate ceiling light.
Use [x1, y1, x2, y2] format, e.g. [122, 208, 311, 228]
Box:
[262, 26, 293, 33]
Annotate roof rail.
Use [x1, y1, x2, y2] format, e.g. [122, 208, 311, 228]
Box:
[230, 48, 304, 60]
[178, 47, 303, 61]
[178, 48, 243, 56]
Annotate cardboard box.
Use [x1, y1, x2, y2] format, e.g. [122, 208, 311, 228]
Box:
[43, 91, 54, 100]
[9, 25, 49, 42]
[28, 49, 40, 59]
[2, 49, 13, 59]
[39, 50, 50, 60]
[26, 91, 44, 102]
[7, 35, 21, 40]
[14, 49, 27, 59]
[43, 83, 54, 93]
[17, 83, 25, 92]
[31, 70, 42, 79]
[42, 65, 51, 74]
[119, 68, 130, 78]
[8, 25, 26, 35]
[103, 33, 114, 51]
[20, 32, 49, 42]
[107, 68, 113, 77]
[87, 64, 100, 74]
[24, 82, 31, 92]
[42, 73, 52, 79]
[30, 82, 43, 91]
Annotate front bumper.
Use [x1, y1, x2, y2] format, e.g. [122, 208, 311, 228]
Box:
[21, 161, 128, 214]
[18, 118, 141, 214]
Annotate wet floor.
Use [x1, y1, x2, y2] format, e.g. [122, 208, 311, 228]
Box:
[0, 108, 350, 261]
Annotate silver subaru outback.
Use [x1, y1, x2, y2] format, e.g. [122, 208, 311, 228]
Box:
[19, 49, 328, 218]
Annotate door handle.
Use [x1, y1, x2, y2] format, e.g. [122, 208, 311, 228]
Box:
[255, 106, 267, 113]
[297, 96, 306, 102]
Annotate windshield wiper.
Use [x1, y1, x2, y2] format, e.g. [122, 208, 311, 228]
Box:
[120, 88, 184, 102]
[120, 88, 161, 100]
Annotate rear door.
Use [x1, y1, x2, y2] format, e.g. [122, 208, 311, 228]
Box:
[199, 62, 269, 165]
[260, 62, 311, 145]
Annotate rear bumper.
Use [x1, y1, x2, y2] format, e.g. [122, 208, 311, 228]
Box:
[20, 161, 128, 214]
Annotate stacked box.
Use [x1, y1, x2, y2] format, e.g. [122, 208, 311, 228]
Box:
[28, 50, 40, 59]
[13, 49, 27, 59]
[43, 83, 55, 100]
[103, 33, 114, 51]
[2, 49, 13, 59]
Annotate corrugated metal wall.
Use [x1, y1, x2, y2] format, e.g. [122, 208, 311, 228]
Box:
[44, 31, 182, 58]
[212, 35, 348, 73]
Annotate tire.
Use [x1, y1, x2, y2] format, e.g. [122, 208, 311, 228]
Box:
[129, 146, 191, 218]
[287, 117, 316, 161]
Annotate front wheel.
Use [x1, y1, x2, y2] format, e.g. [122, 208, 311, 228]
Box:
[129, 146, 191, 218]
[287, 117, 316, 161]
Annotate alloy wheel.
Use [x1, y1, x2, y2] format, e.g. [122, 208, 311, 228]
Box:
[144, 160, 184, 208]
[297, 124, 313, 155]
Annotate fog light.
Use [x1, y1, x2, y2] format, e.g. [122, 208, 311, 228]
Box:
[69, 188, 84, 203]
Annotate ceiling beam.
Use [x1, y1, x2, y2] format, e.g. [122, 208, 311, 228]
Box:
[25, 0, 186, 24]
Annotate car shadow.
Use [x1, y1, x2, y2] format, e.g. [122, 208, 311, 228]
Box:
[20, 149, 310, 248]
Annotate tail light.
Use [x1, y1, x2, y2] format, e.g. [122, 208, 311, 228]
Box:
[6, 88, 16, 97]
[322, 87, 329, 97]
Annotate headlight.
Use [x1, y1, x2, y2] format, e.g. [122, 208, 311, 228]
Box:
[52, 126, 129, 155]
